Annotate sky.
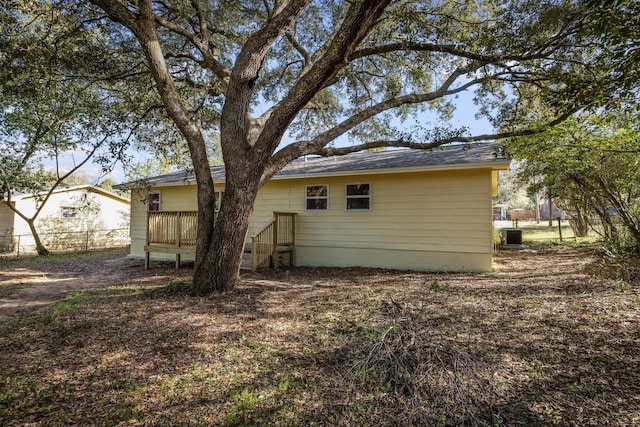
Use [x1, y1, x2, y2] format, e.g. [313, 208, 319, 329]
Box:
[58, 88, 494, 185]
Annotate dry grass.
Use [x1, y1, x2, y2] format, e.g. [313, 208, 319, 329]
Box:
[0, 247, 639, 426]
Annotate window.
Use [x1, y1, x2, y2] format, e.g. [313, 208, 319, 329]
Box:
[345, 183, 371, 210]
[305, 185, 328, 211]
[147, 192, 161, 211]
[61, 207, 77, 218]
[214, 190, 225, 212]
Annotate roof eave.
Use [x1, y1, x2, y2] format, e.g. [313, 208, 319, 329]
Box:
[120, 159, 510, 188]
[272, 160, 511, 181]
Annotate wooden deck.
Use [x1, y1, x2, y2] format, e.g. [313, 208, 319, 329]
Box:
[145, 211, 197, 268]
[144, 211, 295, 270]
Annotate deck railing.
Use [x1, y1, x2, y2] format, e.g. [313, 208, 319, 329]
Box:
[251, 218, 276, 270]
[146, 210, 295, 270]
[147, 211, 198, 247]
[251, 212, 296, 271]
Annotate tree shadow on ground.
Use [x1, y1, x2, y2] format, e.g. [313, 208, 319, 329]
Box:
[1, 247, 638, 426]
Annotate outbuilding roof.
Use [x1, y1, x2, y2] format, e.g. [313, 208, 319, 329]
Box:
[115, 142, 509, 189]
[12, 184, 130, 203]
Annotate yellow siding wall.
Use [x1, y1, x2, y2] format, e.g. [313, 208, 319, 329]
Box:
[252, 169, 494, 271]
[133, 168, 494, 271]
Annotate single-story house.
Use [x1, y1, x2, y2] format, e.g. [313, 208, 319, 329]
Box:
[0, 184, 130, 252]
[116, 143, 510, 272]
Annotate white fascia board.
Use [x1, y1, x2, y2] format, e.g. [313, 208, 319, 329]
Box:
[269, 160, 511, 181]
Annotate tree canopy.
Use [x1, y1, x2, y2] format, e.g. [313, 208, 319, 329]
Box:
[3, 0, 636, 292]
[506, 111, 640, 252]
[582, 0, 640, 107]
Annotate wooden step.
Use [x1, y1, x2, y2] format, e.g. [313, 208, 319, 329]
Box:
[240, 244, 294, 271]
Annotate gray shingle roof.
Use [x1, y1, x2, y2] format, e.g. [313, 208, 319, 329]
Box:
[115, 142, 508, 189]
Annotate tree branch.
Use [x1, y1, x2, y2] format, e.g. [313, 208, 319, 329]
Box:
[221, 0, 314, 152]
[254, 0, 392, 155]
[153, 13, 231, 86]
[349, 35, 579, 65]
[352, 42, 488, 62]
[275, 65, 473, 158]
[285, 31, 312, 74]
[7, 136, 108, 224]
[190, 0, 209, 42]
[87, 0, 139, 31]
[263, 105, 581, 184]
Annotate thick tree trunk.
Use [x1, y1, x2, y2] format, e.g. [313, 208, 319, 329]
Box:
[192, 175, 261, 295]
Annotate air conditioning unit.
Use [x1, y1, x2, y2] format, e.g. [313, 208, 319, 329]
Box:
[504, 228, 523, 245]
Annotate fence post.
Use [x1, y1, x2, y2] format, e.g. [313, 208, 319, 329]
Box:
[16, 235, 20, 258]
[557, 218, 563, 242]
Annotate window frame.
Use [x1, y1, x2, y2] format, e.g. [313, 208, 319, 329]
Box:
[305, 184, 329, 211]
[345, 183, 371, 211]
[61, 206, 77, 219]
[147, 191, 161, 212]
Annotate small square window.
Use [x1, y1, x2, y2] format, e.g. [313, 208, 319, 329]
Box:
[61, 207, 77, 218]
[147, 192, 161, 211]
[346, 183, 371, 210]
[306, 185, 328, 211]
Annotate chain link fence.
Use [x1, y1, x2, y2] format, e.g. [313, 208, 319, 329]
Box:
[1, 228, 130, 257]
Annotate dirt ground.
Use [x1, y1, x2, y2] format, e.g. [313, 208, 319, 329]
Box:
[0, 246, 638, 425]
[0, 248, 192, 322]
[0, 246, 627, 321]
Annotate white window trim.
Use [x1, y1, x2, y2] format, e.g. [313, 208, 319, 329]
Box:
[61, 206, 77, 219]
[305, 184, 329, 211]
[147, 191, 161, 212]
[345, 183, 371, 211]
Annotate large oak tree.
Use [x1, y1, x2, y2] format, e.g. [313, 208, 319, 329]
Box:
[66, 0, 609, 294]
